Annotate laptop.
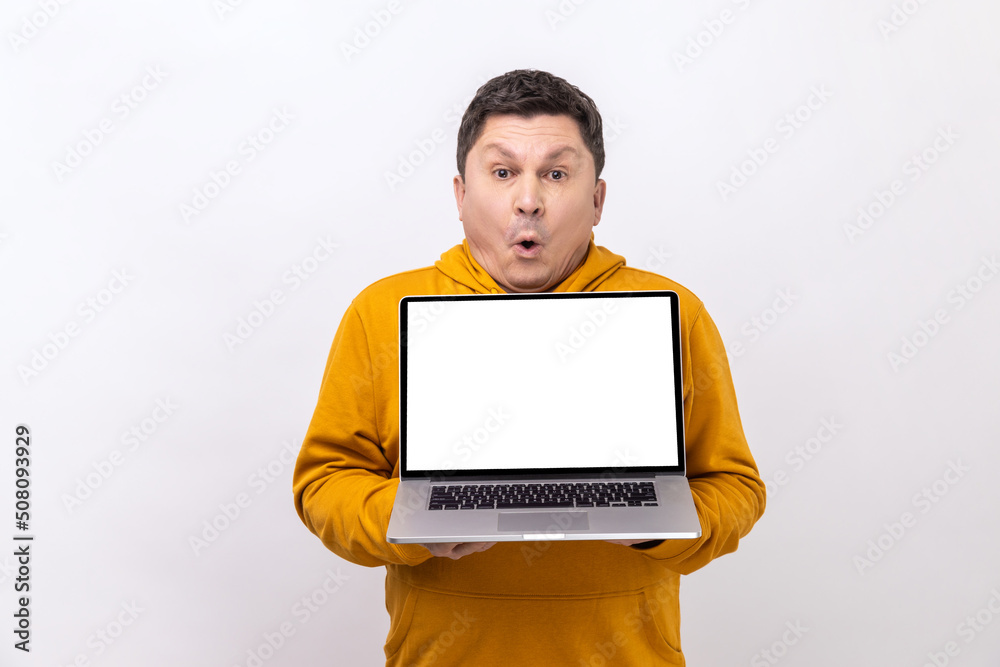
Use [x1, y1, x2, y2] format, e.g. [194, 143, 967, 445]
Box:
[386, 290, 701, 543]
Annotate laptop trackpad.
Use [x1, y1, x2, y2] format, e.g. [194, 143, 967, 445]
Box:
[497, 511, 589, 532]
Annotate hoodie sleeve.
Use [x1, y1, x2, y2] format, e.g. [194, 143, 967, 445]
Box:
[292, 303, 432, 568]
[632, 303, 766, 573]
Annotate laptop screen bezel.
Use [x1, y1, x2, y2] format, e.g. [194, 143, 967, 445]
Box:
[398, 290, 686, 480]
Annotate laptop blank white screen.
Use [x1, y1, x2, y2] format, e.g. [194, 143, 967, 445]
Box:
[403, 293, 680, 472]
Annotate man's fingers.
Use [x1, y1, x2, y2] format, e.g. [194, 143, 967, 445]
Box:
[421, 541, 498, 560]
[421, 542, 460, 557]
[447, 542, 497, 559]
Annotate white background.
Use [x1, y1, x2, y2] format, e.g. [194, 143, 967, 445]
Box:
[1, 1, 999, 665]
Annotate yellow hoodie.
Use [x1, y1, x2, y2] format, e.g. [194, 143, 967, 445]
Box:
[293, 238, 765, 666]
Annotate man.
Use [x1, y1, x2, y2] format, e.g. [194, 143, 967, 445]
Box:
[293, 69, 765, 665]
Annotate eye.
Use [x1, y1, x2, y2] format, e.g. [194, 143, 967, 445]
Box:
[550, 170, 564, 180]
[496, 169, 510, 179]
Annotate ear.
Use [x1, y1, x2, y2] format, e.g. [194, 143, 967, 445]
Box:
[592, 179, 607, 227]
[453, 175, 466, 221]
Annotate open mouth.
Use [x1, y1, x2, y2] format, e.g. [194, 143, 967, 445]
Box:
[513, 233, 542, 256]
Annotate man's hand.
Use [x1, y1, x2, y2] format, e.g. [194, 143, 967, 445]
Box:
[421, 542, 498, 560]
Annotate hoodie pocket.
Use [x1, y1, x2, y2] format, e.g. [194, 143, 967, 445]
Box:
[384, 579, 685, 666]
[384, 581, 419, 661]
[635, 582, 683, 661]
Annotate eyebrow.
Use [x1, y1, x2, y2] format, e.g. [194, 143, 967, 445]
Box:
[480, 143, 581, 162]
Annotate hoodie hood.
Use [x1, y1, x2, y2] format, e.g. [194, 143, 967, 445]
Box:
[433, 233, 626, 294]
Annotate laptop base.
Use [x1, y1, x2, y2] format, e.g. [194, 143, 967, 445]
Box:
[387, 475, 701, 544]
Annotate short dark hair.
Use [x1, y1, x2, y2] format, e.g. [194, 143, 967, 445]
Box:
[456, 69, 605, 181]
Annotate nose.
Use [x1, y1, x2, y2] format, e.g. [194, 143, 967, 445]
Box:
[514, 175, 543, 217]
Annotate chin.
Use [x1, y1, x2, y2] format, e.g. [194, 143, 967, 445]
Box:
[503, 277, 553, 294]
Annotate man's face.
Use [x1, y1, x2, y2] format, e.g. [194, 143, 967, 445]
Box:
[453, 114, 607, 293]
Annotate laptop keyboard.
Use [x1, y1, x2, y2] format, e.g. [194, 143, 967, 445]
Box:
[428, 481, 658, 510]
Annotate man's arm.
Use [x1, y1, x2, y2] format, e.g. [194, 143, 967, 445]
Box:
[292, 303, 433, 568]
[625, 303, 766, 573]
